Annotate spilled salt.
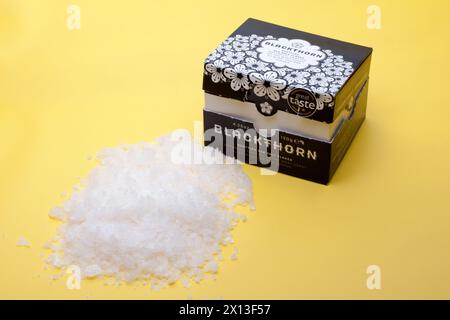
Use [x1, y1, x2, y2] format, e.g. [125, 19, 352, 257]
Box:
[230, 247, 239, 261]
[16, 236, 31, 247]
[46, 132, 254, 288]
[180, 278, 191, 288]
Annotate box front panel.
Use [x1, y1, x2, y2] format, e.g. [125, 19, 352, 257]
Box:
[204, 109, 331, 184]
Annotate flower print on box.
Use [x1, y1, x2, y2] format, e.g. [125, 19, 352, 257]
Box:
[222, 51, 245, 65]
[259, 102, 275, 116]
[310, 87, 333, 110]
[309, 72, 334, 88]
[224, 64, 250, 91]
[285, 71, 310, 85]
[205, 60, 228, 83]
[203, 33, 356, 116]
[249, 71, 286, 101]
[244, 57, 269, 72]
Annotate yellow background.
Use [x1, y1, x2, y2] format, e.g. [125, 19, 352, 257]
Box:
[1, 0, 450, 299]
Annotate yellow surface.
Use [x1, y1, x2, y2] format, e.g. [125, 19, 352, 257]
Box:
[1, 0, 450, 300]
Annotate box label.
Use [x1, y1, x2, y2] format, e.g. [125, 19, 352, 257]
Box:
[204, 110, 332, 184]
[257, 38, 327, 69]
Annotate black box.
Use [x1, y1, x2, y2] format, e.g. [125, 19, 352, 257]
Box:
[203, 18, 372, 184]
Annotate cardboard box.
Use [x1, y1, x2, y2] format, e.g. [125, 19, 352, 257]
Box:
[203, 18, 372, 184]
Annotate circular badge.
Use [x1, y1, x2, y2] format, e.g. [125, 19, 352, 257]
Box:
[257, 102, 277, 117]
[287, 88, 317, 117]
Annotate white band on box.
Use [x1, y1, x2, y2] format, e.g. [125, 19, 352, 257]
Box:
[204, 93, 349, 142]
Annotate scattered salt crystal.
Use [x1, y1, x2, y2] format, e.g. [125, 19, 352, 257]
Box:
[43, 241, 57, 250]
[223, 236, 234, 245]
[205, 261, 218, 273]
[16, 236, 31, 247]
[180, 278, 191, 288]
[48, 207, 66, 220]
[194, 273, 204, 283]
[46, 132, 254, 288]
[230, 247, 239, 261]
[103, 278, 115, 286]
[46, 253, 63, 267]
[83, 264, 102, 278]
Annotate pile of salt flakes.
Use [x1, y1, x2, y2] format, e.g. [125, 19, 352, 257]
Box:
[45, 132, 254, 290]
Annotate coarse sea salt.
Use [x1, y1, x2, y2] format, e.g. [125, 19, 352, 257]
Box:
[46, 132, 254, 288]
[16, 236, 31, 247]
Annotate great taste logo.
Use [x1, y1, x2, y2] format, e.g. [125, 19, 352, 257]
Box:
[287, 88, 318, 117]
[257, 38, 326, 70]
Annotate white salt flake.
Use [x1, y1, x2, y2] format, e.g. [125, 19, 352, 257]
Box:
[48, 207, 66, 220]
[240, 214, 248, 222]
[103, 278, 115, 286]
[230, 247, 239, 261]
[205, 261, 218, 273]
[180, 278, 191, 288]
[16, 236, 31, 247]
[46, 253, 63, 268]
[46, 132, 254, 288]
[83, 264, 103, 278]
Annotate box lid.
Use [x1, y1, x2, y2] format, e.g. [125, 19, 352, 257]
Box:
[203, 18, 372, 123]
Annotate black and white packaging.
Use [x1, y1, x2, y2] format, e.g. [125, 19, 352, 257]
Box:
[203, 18, 372, 184]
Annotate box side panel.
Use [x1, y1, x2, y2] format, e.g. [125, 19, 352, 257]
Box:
[334, 54, 372, 118]
[204, 110, 331, 184]
[329, 79, 369, 181]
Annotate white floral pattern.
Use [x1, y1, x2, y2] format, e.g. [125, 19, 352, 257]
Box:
[323, 66, 344, 76]
[260, 102, 273, 115]
[235, 35, 250, 42]
[205, 60, 228, 83]
[329, 83, 341, 93]
[224, 64, 250, 91]
[203, 33, 356, 113]
[245, 50, 258, 58]
[309, 72, 334, 87]
[244, 57, 269, 72]
[343, 68, 353, 76]
[222, 51, 245, 65]
[249, 71, 286, 101]
[306, 66, 322, 73]
[311, 87, 333, 110]
[232, 41, 250, 52]
[205, 50, 221, 63]
[249, 34, 264, 41]
[285, 71, 310, 84]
